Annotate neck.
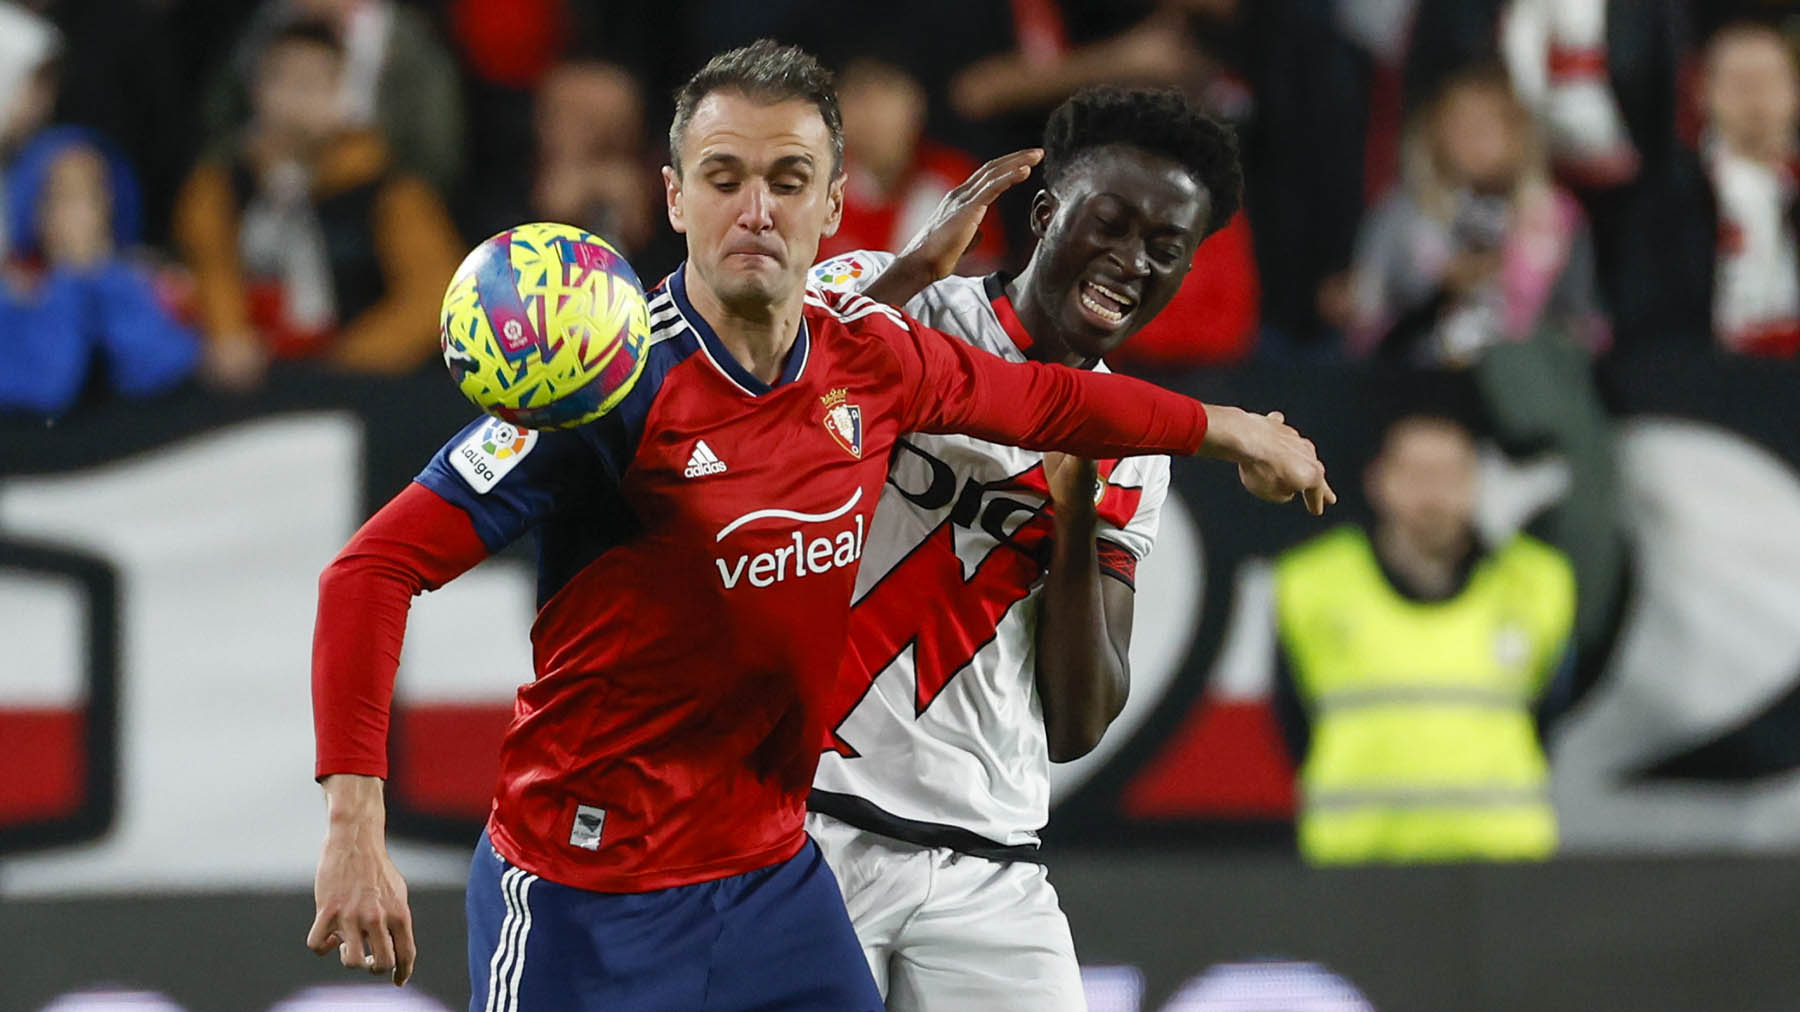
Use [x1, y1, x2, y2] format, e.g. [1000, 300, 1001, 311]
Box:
[254, 124, 323, 166]
[685, 266, 804, 384]
[1007, 257, 1096, 369]
[1723, 131, 1795, 167]
[1373, 524, 1469, 600]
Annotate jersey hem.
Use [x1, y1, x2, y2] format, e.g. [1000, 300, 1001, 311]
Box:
[483, 818, 810, 893]
[807, 789, 1045, 864]
[313, 757, 388, 781]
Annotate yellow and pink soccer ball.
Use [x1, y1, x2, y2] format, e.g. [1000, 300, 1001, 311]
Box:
[440, 223, 651, 430]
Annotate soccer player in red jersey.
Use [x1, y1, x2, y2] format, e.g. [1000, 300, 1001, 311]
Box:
[306, 41, 1332, 1011]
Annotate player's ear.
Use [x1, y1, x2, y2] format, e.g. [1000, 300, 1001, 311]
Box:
[1029, 189, 1055, 239]
[821, 170, 846, 238]
[663, 165, 686, 234]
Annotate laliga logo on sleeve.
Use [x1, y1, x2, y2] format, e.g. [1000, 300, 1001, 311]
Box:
[821, 387, 863, 458]
[453, 417, 539, 493]
[482, 422, 531, 459]
[811, 254, 865, 292]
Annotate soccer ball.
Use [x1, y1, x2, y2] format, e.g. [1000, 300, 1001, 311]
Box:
[440, 223, 652, 430]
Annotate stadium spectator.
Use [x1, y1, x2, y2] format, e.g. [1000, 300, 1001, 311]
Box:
[1403, 0, 1688, 176]
[0, 127, 198, 417]
[934, 4, 1274, 361]
[532, 61, 661, 261]
[816, 58, 1006, 274]
[34, 0, 187, 245]
[1613, 22, 1800, 357]
[1346, 64, 1608, 365]
[1272, 410, 1576, 864]
[1497, 0, 1641, 188]
[199, 0, 465, 193]
[0, 0, 59, 263]
[174, 19, 462, 390]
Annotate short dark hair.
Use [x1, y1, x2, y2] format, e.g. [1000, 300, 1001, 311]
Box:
[668, 39, 843, 177]
[1041, 87, 1243, 238]
[266, 18, 343, 60]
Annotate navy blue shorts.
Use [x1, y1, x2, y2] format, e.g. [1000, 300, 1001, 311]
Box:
[465, 832, 881, 1011]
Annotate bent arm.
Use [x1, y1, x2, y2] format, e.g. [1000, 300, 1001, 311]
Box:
[313, 481, 490, 779]
[1036, 523, 1137, 762]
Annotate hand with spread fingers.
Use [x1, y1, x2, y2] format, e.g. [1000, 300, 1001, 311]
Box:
[864, 149, 1043, 306]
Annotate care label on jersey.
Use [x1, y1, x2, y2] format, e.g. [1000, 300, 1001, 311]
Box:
[569, 804, 606, 851]
[451, 417, 538, 494]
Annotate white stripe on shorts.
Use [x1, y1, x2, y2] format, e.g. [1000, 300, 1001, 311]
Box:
[485, 864, 538, 1012]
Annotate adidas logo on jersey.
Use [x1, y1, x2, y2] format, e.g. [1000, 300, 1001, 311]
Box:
[683, 440, 728, 478]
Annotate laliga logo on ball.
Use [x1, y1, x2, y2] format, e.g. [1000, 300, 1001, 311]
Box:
[440, 223, 653, 431]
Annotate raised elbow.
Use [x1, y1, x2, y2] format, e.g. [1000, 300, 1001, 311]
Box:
[1045, 685, 1128, 764]
[1046, 727, 1105, 764]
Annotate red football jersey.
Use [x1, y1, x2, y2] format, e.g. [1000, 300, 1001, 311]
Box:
[313, 263, 1207, 892]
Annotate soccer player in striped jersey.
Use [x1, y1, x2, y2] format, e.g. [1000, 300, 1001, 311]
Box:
[306, 44, 1332, 1011]
[807, 88, 1276, 1010]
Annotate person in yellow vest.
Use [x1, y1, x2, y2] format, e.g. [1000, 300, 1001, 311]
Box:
[1272, 411, 1576, 864]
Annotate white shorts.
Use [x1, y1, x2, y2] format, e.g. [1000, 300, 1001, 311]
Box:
[806, 811, 1086, 1012]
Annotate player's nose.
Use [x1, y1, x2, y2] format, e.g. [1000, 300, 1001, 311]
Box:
[736, 181, 775, 233]
[1114, 238, 1152, 279]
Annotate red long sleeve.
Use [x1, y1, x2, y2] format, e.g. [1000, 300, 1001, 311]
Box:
[891, 308, 1208, 457]
[312, 481, 490, 780]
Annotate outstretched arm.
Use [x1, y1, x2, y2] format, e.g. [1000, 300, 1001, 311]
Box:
[308, 482, 490, 987]
[877, 298, 1336, 513]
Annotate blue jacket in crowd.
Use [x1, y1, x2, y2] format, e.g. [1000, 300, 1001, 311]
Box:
[0, 126, 199, 417]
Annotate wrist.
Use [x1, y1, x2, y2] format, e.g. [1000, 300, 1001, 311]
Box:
[1053, 499, 1100, 533]
[321, 773, 386, 826]
[1196, 404, 1251, 462]
[892, 248, 946, 286]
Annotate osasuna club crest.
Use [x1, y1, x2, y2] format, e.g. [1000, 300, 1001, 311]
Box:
[821, 386, 863, 458]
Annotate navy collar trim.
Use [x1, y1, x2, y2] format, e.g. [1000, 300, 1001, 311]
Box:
[669, 263, 810, 396]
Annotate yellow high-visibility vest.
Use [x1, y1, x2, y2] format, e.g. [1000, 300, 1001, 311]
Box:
[1274, 526, 1575, 864]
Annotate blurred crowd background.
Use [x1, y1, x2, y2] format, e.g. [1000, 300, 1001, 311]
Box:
[9, 1, 1800, 1009]
[5, 0, 1800, 413]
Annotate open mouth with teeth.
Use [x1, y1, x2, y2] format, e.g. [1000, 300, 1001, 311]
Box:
[1076, 278, 1139, 329]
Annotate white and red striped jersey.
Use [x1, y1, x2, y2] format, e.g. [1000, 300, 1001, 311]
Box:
[808, 251, 1171, 853]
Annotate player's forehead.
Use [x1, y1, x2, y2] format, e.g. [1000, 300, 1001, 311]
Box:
[1384, 419, 1476, 466]
[1059, 145, 1207, 225]
[682, 91, 833, 173]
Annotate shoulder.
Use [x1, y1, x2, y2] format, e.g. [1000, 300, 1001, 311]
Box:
[809, 250, 896, 296]
[909, 272, 989, 319]
[629, 284, 705, 395]
[804, 284, 908, 331]
[1364, 186, 1417, 222]
[1495, 533, 1575, 585]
